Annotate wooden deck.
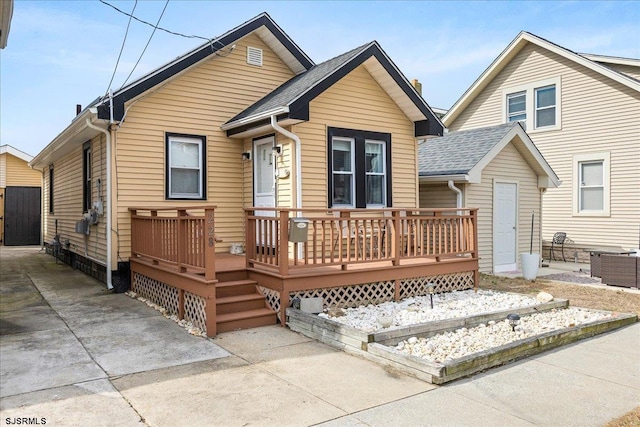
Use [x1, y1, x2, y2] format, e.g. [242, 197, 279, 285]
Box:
[128, 207, 479, 336]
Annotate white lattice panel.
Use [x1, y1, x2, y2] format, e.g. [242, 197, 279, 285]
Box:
[400, 271, 474, 299]
[290, 281, 395, 309]
[258, 286, 281, 317]
[132, 273, 179, 315]
[184, 291, 206, 332]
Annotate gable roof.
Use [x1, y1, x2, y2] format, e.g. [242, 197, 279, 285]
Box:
[222, 41, 444, 138]
[0, 145, 33, 163]
[443, 31, 640, 126]
[95, 12, 314, 122]
[418, 122, 560, 188]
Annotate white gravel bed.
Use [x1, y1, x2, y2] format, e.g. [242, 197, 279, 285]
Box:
[393, 307, 612, 363]
[318, 289, 539, 332]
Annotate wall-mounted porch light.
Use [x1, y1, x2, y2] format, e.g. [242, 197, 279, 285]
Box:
[241, 152, 251, 161]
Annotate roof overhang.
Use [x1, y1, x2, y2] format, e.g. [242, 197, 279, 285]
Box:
[581, 54, 640, 68]
[30, 109, 107, 170]
[223, 41, 445, 138]
[96, 13, 314, 122]
[419, 174, 471, 183]
[0, 145, 33, 163]
[0, 0, 13, 49]
[444, 31, 640, 126]
[470, 123, 560, 188]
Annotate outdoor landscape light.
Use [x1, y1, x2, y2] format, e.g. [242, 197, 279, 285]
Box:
[507, 313, 521, 332]
[427, 283, 435, 309]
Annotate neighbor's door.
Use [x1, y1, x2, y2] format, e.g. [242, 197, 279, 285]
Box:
[253, 136, 276, 248]
[4, 186, 41, 246]
[494, 182, 517, 272]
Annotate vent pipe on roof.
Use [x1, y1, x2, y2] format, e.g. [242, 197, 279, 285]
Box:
[76, 104, 82, 115]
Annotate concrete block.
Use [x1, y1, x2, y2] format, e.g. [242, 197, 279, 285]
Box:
[300, 297, 323, 314]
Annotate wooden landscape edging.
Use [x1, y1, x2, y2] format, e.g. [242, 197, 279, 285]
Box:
[368, 311, 637, 384]
[286, 305, 637, 384]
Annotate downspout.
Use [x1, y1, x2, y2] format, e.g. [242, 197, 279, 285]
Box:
[270, 115, 302, 215]
[448, 180, 462, 210]
[85, 117, 113, 290]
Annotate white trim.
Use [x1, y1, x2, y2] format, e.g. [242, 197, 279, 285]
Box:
[0, 144, 33, 163]
[572, 152, 610, 217]
[167, 135, 204, 199]
[501, 77, 562, 133]
[443, 31, 640, 127]
[580, 54, 640, 68]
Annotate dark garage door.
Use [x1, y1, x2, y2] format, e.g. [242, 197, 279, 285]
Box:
[4, 186, 41, 246]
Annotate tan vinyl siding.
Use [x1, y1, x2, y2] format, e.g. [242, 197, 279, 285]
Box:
[465, 144, 541, 273]
[603, 63, 640, 81]
[4, 153, 41, 187]
[294, 64, 418, 210]
[114, 33, 295, 258]
[0, 154, 5, 188]
[419, 183, 457, 208]
[44, 134, 108, 264]
[450, 43, 640, 250]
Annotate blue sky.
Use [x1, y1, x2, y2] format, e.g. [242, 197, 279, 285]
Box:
[1, 0, 638, 157]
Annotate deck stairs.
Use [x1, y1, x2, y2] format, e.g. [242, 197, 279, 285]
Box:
[215, 270, 277, 333]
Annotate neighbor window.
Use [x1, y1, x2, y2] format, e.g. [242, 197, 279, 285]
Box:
[503, 77, 561, 131]
[83, 142, 92, 212]
[535, 85, 556, 128]
[573, 152, 610, 216]
[507, 91, 526, 122]
[166, 133, 206, 200]
[328, 128, 391, 208]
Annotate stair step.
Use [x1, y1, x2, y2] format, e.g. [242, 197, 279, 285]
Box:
[216, 308, 277, 333]
[215, 279, 258, 298]
[216, 293, 267, 314]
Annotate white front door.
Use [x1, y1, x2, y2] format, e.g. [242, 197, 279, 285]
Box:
[494, 182, 517, 272]
[253, 137, 276, 247]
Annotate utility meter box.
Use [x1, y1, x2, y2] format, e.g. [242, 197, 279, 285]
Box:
[288, 217, 309, 242]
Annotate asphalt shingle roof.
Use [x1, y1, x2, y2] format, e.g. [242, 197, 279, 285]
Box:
[226, 42, 373, 124]
[418, 122, 518, 176]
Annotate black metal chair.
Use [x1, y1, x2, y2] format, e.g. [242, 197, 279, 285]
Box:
[550, 232, 567, 262]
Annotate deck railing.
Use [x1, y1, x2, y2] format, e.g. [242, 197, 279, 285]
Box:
[245, 208, 478, 275]
[130, 206, 217, 280]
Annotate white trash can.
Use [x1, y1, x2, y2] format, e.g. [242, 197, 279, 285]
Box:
[521, 253, 540, 280]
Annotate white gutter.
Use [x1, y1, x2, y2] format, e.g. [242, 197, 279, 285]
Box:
[85, 116, 113, 290]
[221, 107, 289, 131]
[270, 115, 302, 214]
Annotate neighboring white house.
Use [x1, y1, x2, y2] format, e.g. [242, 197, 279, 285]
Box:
[443, 31, 640, 260]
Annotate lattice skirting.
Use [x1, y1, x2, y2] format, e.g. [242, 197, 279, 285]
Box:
[263, 271, 476, 316]
[184, 292, 206, 331]
[132, 273, 180, 315]
[399, 271, 474, 299]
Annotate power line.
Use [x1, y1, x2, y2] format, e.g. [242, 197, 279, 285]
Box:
[105, 0, 138, 95]
[120, 0, 169, 88]
[98, 0, 225, 50]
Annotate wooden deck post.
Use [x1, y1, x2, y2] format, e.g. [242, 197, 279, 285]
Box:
[245, 209, 255, 269]
[280, 291, 289, 328]
[178, 289, 185, 320]
[177, 209, 186, 273]
[204, 207, 216, 281]
[393, 211, 400, 266]
[279, 210, 289, 276]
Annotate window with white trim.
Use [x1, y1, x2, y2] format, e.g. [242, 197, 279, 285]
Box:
[328, 127, 391, 208]
[166, 133, 206, 200]
[573, 152, 610, 216]
[503, 77, 561, 132]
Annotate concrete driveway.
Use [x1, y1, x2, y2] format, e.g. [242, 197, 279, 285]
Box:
[1, 247, 638, 426]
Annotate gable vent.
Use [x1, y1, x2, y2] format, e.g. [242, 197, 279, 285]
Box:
[247, 46, 263, 67]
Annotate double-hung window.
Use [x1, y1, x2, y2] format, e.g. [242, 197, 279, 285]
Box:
[503, 77, 561, 131]
[507, 91, 526, 122]
[328, 127, 391, 208]
[573, 152, 610, 216]
[166, 133, 206, 200]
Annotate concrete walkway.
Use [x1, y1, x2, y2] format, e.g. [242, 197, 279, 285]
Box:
[1, 247, 638, 426]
